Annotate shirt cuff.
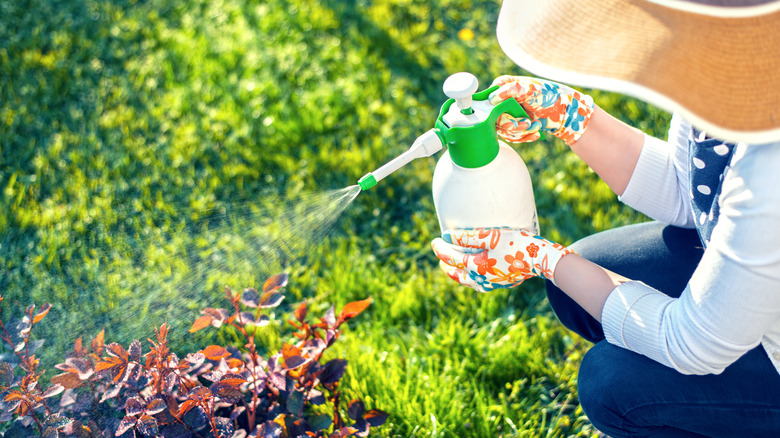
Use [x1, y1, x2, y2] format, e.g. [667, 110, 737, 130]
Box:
[602, 280, 674, 359]
[618, 134, 676, 215]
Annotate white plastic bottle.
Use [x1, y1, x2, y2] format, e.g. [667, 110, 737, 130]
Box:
[357, 72, 539, 235]
[431, 72, 539, 234]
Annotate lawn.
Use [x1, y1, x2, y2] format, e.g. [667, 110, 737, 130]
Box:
[0, 0, 670, 436]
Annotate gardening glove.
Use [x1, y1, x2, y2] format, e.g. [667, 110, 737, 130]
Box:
[432, 227, 575, 293]
[489, 76, 595, 146]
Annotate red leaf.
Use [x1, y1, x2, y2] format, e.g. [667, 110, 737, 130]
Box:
[294, 302, 308, 322]
[260, 291, 284, 309]
[33, 303, 51, 324]
[124, 397, 144, 416]
[330, 427, 358, 438]
[317, 359, 347, 385]
[105, 343, 129, 360]
[64, 358, 93, 380]
[3, 391, 23, 402]
[188, 386, 213, 400]
[224, 286, 239, 303]
[91, 329, 105, 355]
[100, 384, 122, 402]
[156, 323, 169, 343]
[263, 273, 289, 293]
[281, 343, 301, 360]
[146, 394, 173, 415]
[202, 308, 229, 325]
[128, 340, 142, 363]
[321, 305, 336, 327]
[146, 397, 168, 415]
[0, 362, 13, 386]
[200, 345, 231, 361]
[347, 400, 365, 420]
[364, 409, 389, 427]
[137, 415, 158, 436]
[214, 384, 243, 404]
[15, 400, 29, 416]
[73, 337, 86, 355]
[241, 288, 260, 308]
[189, 315, 214, 333]
[338, 298, 372, 323]
[95, 358, 120, 372]
[227, 358, 245, 369]
[112, 365, 128, 382]
[177, 400, 196, 417]
[116, 416, 136, 437]
[50, 372, 83, 390]
[283, 355, 307, 370]
[219, 373, 247, 388]
[236, 312, 255, 326]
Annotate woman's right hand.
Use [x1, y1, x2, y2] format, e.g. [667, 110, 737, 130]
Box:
[431, 227, 575, 293]
[489, 76, 595, 146]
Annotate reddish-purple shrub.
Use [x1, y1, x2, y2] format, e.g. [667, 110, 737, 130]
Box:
[0, 274, 387, 438]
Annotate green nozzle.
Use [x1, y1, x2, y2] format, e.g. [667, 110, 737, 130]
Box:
[358, 173, 377, 190]
[435, 84, 541, 169]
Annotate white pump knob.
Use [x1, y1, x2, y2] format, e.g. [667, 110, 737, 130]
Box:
[443, 72, 479, 112]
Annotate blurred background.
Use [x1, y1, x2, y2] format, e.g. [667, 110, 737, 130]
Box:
[0, 0, 670, 435]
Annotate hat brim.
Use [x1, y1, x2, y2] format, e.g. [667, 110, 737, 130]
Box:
[496, 0, 780, 143]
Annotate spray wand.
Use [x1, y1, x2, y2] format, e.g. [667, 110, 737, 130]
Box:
[357, 129, 443, 190]
[357, 72, 495, 191]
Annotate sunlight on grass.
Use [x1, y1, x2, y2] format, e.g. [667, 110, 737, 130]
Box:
[1, 0, 669, 435]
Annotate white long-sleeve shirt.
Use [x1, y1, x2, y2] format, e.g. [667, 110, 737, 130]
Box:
[602, 113, 780, 375]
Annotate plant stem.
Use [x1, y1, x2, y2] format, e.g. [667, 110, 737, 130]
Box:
[231, 295, 263, 431]
[204, 400, 222, 438]
[332, 385, 342, 430]
[28, 407, 45, 433]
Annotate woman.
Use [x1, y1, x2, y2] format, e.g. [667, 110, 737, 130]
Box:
[431, 0, 780, 436]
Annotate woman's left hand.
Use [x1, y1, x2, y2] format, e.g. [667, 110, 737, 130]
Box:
[432, 227, 575, 292]
[489, 75, 595, 146]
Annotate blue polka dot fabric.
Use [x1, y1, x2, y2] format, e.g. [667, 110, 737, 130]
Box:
[688, 129, 737, 247]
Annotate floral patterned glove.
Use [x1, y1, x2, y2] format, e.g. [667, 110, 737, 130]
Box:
[431, 227, 575, 293]
[489, 76, 595, 146]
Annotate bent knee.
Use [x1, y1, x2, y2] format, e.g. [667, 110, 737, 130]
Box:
[578, 342, 645, 436]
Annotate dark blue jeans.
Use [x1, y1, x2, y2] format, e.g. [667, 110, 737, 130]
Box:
[546, 221, 780, 437]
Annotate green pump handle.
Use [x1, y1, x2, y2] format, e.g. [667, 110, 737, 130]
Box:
[433, 85, 543, 169]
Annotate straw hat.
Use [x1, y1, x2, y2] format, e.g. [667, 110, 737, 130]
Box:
[496, 0, 780, 143]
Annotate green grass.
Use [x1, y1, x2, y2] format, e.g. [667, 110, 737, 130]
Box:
[0, 0, 671, 436]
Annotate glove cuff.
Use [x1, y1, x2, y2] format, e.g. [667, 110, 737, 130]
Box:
[556, 92, 595, 146]
[527, 238, 576, 284]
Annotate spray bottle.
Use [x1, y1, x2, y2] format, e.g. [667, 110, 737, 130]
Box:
[358, 72, 540, 234]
